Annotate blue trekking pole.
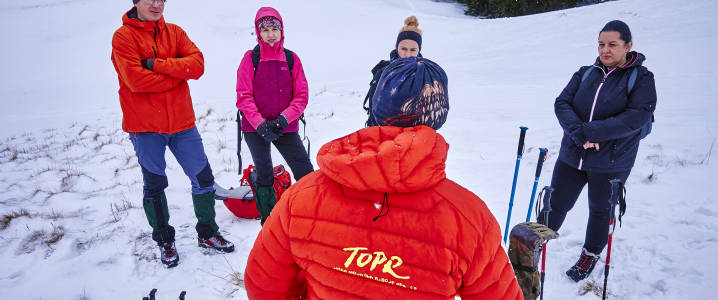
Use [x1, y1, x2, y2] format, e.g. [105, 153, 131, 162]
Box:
[503, 126, 529, 244]
[539, 186, 554, 300]
[525, 148, 548, 222]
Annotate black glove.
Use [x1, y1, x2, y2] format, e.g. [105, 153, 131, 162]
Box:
[257, 121, 281, 143]
[268, 115, 289, 135]
[141, 59, 155, 71]
[568, 123, 588, 147]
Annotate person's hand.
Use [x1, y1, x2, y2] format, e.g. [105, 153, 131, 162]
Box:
[268, 115, 289, 134]
[583, 141, 600, 150]
[257, 121, 281, 142]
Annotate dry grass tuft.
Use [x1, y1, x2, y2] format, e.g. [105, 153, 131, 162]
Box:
[19, 224, 65, 253]
[109, 199, 140, 222]
[78, 124, 89, 136]
[76, 287, 91, 300]
[198, 256, 245, 294]
[578, 279, 614, 298]
[1, 209, 31, 230]
[197, 107, 214, 123]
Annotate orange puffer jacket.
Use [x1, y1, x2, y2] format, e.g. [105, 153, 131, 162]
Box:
[245, 126, 523, 300]
[111, 8, 204, 134]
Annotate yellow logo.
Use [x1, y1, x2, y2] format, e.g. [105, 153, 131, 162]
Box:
[342, 247, 409, 279]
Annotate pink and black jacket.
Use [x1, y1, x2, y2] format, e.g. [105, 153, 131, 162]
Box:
[236, 7, 309, 133]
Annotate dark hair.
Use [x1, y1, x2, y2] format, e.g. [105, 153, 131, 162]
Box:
[600, 20, 632, 44]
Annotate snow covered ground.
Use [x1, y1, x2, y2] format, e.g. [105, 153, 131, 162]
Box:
[1, 0, 717, 299]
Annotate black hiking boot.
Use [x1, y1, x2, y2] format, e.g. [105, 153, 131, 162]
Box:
[198, 235, 235, 253]
[159, 242, 179, 268]
[566, 248, 600, 282]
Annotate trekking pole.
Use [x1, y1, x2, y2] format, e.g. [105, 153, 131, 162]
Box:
[539, 186, 554, 300]
[525, 148, 548, 222]
[503, 126, 529, 244]
[603, 179, 622, 300]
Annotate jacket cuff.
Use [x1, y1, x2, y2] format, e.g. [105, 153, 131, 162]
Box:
[569, 124, 588, 146]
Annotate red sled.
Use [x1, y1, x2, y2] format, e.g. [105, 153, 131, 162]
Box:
[214, 164, 293, 220]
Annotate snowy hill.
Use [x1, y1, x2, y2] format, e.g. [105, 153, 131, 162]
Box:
[1, 0, 717, 299]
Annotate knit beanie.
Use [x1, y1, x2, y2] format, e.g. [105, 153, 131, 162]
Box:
[257, 16, 282, 32]
[395, 16, 422, 51]
[372, 57, 449, 130]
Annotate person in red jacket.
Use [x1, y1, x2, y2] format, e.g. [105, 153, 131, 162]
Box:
[111, 0, 234, 268]
[236, 7, 314, 226]
[244, 60, 523, 299]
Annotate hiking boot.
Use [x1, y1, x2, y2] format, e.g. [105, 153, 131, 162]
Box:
[159, 242, 179, 268]
[566, 248, 600, 282]
[198, 235, 235, 253]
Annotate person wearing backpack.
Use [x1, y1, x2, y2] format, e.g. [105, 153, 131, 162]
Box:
[236, 7, 314, 226]
[538, 20, 657, 282]
[244, 55, 521, 299]
[363, 16, 423, 127]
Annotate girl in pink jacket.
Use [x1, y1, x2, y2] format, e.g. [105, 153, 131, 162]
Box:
[236, 7, 314, 225]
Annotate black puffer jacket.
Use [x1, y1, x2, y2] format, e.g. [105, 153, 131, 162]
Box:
[555, 52, 657, 173]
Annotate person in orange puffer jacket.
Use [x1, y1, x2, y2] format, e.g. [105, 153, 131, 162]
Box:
[244, 57, 523, 299]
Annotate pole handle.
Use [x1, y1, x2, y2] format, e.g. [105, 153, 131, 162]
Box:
[609, 179, 621, 206]
[543, 186, 554, 212]
[517, 127, 529, 156]
[535, 148, 548, 177]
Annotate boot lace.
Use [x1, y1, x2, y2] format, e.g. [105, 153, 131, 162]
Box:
[211, 236, 228, 245]
[162, 244, 175, 258]
[577, 253, 596, 271]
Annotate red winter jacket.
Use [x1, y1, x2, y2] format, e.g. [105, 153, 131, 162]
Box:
[111, 7, 204, 134]
[244, 126, 523, 300]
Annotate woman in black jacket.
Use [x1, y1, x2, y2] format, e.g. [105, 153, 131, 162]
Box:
[363, 16, 423, 126]
[539, 20, 657, 282]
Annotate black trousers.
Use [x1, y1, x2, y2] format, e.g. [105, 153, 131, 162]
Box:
[538, 160, 631, 255]
[244, 131, 314, 187]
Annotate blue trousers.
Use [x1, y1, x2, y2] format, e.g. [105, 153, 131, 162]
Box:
[244, 131, 314, 187]
[129, 126, 214, 198]
[129, 127, 215, 244]
[538, 160, 630, 255]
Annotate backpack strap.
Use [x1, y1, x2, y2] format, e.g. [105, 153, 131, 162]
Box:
[236, 111, 243, 174]
[298, 113, 309, 155]
[581, 66, 594, 84]
[251, 45, 261, 76]
[284, 48, 294, 76]
[627, 67, 639, 94]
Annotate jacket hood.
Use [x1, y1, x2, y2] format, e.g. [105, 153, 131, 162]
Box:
[254, 7, 285, 58]
[317, 126, 448, 193]
[122, 7, 165, 32]
[594, 51, 645, 70]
